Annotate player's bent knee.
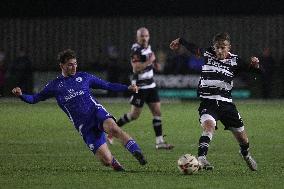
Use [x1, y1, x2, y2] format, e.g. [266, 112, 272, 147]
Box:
[229, 126, 244, 133]
[200, 114, 216, 130]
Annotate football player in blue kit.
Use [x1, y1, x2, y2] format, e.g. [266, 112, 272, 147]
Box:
[12, 49, 147, 171]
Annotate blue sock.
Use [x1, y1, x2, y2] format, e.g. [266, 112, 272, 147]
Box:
[125, 139, 141, 154]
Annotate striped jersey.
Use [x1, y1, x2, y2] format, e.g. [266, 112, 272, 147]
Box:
[180, 38, 258, 102]
[131, 43, 156, 89]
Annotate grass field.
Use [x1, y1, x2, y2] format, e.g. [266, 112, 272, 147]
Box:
[0, 98, 284, 189]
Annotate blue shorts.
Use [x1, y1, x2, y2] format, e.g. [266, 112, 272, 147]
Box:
[79, 107, 115, 154]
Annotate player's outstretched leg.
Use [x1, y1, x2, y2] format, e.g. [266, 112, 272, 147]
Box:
[148, 103, 174, 150]
[95, 143, 125, 171]
[103, 118, 147, 165]
[231, 128, 257, 171]
[108, 106, 142, 145]
[107, 113, 131, 144]
[197, 117, 215, 170]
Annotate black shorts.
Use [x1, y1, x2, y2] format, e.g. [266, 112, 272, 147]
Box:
[198, 98, 244, 130]
[130, 87, 160, 107]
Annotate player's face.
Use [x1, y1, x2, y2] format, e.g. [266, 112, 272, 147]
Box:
[137, 30, 150, 47]
[61, 58, 77, 76]
[213, 40, 231, 60]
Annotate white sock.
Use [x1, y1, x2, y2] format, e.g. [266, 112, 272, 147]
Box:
[198, 156, 206, 160]
[156, 136, 164, 144]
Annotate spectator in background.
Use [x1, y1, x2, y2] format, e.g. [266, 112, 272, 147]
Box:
[8, 49, 33, 93]
[259, 47, 275, 99]
[281, 55, 284, 98]
[187, 54, 204, 74]
[165, 46, 189, 74]
[155, 49, 167, 73]
[105, 45, 121, 97]
[0, 50, 6, 97]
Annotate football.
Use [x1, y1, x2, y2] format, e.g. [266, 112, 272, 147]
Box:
[177, 154, 200, 175]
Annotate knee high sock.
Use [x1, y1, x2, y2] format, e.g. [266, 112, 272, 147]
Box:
[117, 113, 132, 127]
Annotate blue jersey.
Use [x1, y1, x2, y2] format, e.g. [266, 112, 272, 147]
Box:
[20, 72, 128, 131]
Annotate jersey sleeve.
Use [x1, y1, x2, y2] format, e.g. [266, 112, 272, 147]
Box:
[88, 73, 128, 92]
[179, 38, 203, 56]
[20, 82, 55, 104]
[236, 57, 264, 74]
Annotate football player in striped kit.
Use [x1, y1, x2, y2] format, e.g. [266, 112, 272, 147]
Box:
[108, 27, 174, 150]
[170, 32, 260, 171]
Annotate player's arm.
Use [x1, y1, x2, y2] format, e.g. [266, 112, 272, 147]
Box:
[237, 56, 264, 73]
[89, 74, 138, 93]
[12, 83, 54, 104]
[131, 52, 155, 73]
[170, 38, 201, 56]
[131, 61, 144, 73]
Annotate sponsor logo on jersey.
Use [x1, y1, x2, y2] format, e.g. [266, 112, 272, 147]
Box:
[64, 88, 85, 101]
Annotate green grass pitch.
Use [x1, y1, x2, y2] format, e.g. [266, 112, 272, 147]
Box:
[0, 99, 283, 189]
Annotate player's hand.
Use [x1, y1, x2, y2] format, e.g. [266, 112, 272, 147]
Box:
[12, 87, 22, 96]
[128, 84, 139, 93]
[170, 38, 181, 50]
[250, 56, 260, 69]
[148, 52, 156, 64]
[154, 62, 162, 72]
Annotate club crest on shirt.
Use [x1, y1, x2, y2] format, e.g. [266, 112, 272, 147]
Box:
[76, 77, 82, 82]
[58, 82, 64, 88]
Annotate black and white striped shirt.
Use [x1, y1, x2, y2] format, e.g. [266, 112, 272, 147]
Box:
[180, 38, 257, 102]
[131, 43, 156, 89]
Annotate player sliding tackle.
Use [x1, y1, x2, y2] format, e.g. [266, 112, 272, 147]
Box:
[12, 49, 147, 171]
[170, 33, 262, 171]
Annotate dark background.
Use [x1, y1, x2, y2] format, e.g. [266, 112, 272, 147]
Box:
[0, 0, 283, 17]
[0, 0, 283, 98]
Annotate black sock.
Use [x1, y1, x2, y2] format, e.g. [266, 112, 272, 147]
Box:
[153, 118, 162, 137]
[240, 143, 249, 157]
[198, 136, 211, 157]
[116, 113, 130, 127]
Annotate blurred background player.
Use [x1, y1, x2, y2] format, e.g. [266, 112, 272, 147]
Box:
[12, 49, 147, 171]
[108, 27, 174, 150]
[170, 32, 260, 171]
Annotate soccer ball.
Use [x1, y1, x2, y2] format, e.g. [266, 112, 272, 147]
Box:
[177, 154, 200, 175]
